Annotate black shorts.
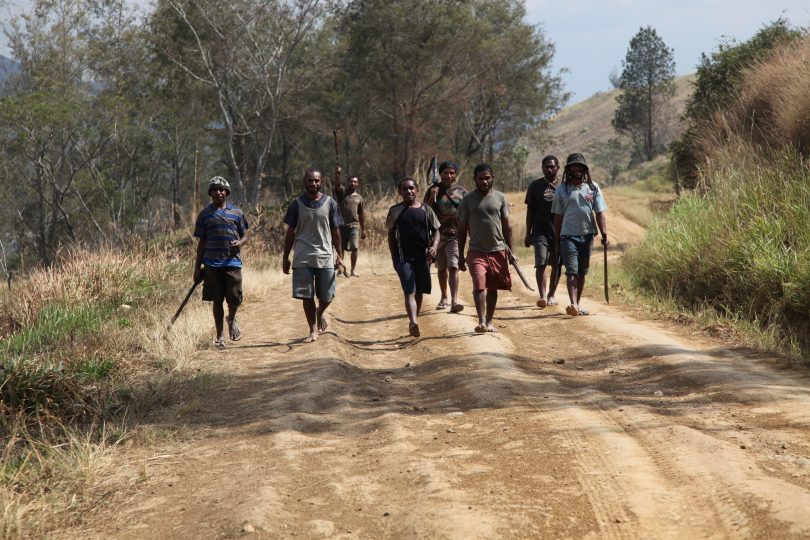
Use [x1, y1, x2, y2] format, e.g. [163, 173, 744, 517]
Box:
[396, 258, 432, 295]
[202, 266, 243, 307]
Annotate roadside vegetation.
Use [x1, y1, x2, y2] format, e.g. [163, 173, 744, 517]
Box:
[628, 29, 810, 359]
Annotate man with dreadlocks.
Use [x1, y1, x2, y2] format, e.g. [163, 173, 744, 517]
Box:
[551, 153, 608, 317]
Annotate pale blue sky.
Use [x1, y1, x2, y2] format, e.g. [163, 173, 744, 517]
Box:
[2, 0, 809, 106]
[524, 0, 810, 104]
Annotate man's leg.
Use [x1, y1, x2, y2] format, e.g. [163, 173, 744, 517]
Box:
[437, 267, 449, 308]
[316, 299, 331, 333]
[548, 257, 561, 305]
[473, 289, 487, 332]
[485, 290, 498, 332]
[315, 267, 337, 333]
[213, 301, 225, 341]
[350, 249, 359, 276]
[448, 267, 460, 307]
[303, 298, 318, 342]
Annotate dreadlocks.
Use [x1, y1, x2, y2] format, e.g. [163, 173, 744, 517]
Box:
[561, 168, 598, 196]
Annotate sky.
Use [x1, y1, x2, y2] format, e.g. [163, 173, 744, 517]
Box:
[523, 0, 810, 104]
[1, 0, 809, 106]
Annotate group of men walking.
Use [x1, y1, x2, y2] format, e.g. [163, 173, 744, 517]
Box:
[191, 153, 608, 346]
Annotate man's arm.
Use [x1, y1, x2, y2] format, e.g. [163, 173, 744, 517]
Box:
[232, 227, 250, 248]
[358, 202, 366, 239]
[502, 215, 513, 253]
[193, 238, 205, 283]
[595, 212, 609, 247]
[331, 227, 345, 270]
[282, 226, 295, 274]
[388, 227, 398, 269]
[553, 214, 562, 248]
[456, 221, 468, 272]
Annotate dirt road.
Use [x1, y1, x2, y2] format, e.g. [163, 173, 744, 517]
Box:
[87, 242, 810, 539]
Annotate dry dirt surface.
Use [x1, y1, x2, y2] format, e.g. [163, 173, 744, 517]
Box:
[87, 219, 810, 539]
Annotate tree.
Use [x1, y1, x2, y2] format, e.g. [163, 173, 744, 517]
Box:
[612, 26, 675, 162]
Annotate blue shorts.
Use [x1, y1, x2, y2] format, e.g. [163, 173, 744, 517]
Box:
[396, 258, 432, 295]
[560, 235, 594, 276]
[292, 267, 336, 302]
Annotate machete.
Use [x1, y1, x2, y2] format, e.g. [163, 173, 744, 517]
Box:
[168, 277, 202, 330]
[506, 247, 535, 291]
[603, 241, 609, 304]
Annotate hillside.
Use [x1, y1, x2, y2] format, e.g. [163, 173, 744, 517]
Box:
[527, 74, 695, 182]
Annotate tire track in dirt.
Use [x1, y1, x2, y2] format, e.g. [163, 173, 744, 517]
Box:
[87, 261, 810, 539]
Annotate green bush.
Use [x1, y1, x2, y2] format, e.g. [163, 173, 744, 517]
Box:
[628, 147, 810, 355]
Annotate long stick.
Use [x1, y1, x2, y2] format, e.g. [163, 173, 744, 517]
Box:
[603, 242, 610, 304]
[168, 279, 202, 329]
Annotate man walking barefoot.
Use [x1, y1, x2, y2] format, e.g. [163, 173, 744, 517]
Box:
[193, 176, 250, 348]
[457, 164, 513, 333]
[525, 155, 562, 308]
[551, 153, 608, 317]
[283, 168, 346, 342]
[425, 160, 467, 313]
[387, 178, 441, 337]
[334, 166, 366, 277]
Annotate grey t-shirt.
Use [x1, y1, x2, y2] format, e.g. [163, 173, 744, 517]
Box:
[457, 189, 510, 253]
[550, 181, 607, 237]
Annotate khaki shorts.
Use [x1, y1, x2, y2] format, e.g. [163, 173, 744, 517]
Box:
[340, 226, 361, 252]
[202, 266, 243, 307]
[435, 236, 460, 270]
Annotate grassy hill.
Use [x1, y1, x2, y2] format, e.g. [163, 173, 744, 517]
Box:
[526, 74, 695, 183]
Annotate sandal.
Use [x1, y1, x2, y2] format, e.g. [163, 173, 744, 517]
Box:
[436, 299, 448, 310]
[578, 307, 590, 316]
[213, 337, 226, 348]
[565, 305, 579, 317]
[226, 316, 242, 341]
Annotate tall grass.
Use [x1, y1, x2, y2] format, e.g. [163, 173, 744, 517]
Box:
[628, 145, 810, 356]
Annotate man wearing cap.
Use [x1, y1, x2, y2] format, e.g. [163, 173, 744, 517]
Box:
[551, 153, 609, 317]
[457, 163, 513, 333]
[524, 155, 562, 309]
[283, 168, 346, 343]
[193, 176, 250, 347]
[425, 160, 468, 312]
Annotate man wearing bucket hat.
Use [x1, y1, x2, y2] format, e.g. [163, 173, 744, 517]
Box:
[551, 153, 608, 317]
[193, 176, 250, 347]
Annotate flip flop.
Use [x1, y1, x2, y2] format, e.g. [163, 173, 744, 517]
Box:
[536, 298, 547, 308]
[565, 305, 579, 317]
[436, 300, 448, 310]
[578, 307, 590, 316]
[547, 298, 558, 306]
[450, 303, 464, 313]
[226, 316, 242, 341]
[409, 322, 421, 337]
[213, 337, 226, 348]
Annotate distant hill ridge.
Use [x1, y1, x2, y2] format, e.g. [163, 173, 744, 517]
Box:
[527, 74, 695, 182]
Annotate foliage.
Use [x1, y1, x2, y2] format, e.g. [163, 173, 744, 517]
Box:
[628, 144, 810, 358]
[612, 26, 676, 162]
[671, 19, 802, 188]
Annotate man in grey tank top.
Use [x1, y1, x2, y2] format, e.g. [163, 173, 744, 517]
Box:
[283, 168, 346, 342]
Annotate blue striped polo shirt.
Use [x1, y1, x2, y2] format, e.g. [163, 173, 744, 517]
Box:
[193, 203, 249, 268]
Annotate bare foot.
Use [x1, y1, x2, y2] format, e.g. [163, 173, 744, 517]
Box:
[547, 297, 558, 306]
[474, 324, 487, 334]
[450, 303, 464, 313]
[486, 321, 496, 333]
[409, 322, 420, 337]
[304, 332, 318, 343]
[351, 271, 360, 277]
[318, 316, 328, 333]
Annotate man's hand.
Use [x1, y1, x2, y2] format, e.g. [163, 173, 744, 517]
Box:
[601, 234, 610, 248]
[523, 233, 531, 248]
[282, 258, 291, 275]
[426, 246, 437, 259]
[193, 266, 204, 284]
[361, 229, 367, 240]
[458, 259, 467, 272]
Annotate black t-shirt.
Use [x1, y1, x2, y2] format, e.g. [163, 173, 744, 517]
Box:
[396, 206, 430, 260]
[525, 178, 557, 239]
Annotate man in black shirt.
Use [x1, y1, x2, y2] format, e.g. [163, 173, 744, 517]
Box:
[387, 177, 441, 337]
[524, 155, 562, 308]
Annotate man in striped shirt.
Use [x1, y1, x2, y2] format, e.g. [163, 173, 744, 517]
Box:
[193, 176, 250, 348]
